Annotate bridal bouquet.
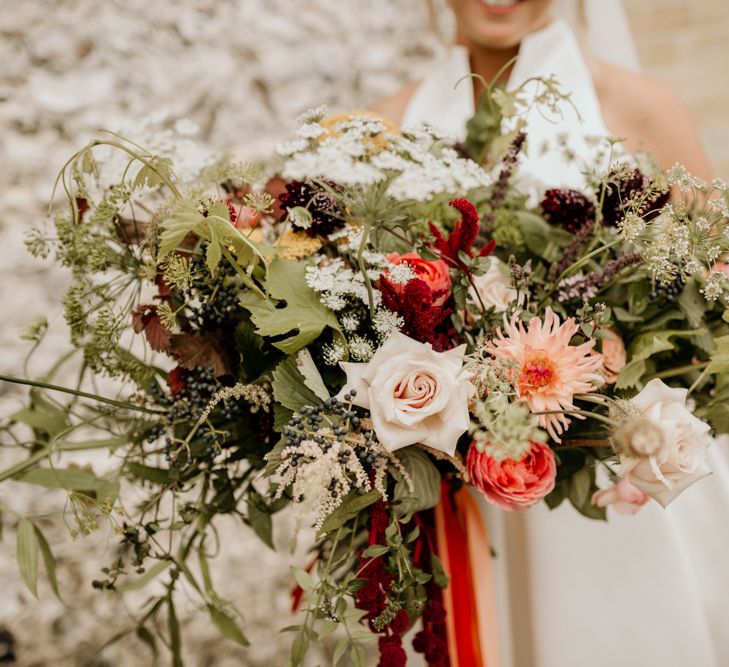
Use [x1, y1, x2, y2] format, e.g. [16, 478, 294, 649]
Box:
[4, 82, 729, 666]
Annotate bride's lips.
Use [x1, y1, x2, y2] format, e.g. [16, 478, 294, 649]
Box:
[475, 0, 526, 15]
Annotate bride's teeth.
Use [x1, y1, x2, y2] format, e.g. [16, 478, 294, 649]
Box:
[480, 0, 519, 7]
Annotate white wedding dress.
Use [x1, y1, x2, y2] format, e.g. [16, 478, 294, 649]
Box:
[402, 17, 729, 667]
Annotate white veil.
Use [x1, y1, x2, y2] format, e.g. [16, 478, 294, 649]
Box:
[551, 0, 640, 71]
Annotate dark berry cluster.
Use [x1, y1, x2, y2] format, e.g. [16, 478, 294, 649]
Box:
[541, 188, 596, 233]
[650, 273, 685, 304]
[277, 180, 344, 237]
[150, 366, 243, 462]
[184, 254, 240, 328]
[282, 391, 387, 471]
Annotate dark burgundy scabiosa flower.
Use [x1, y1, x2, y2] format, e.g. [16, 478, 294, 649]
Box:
[599, 168, 670, 226]
[541, 188, 596, 233]
[277, 180, 344, 237]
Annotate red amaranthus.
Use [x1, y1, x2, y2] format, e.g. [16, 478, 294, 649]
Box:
[429, 198, 496, 274]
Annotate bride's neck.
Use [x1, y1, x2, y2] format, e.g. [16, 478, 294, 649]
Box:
[468, 44, 520, 84]
[460, 40, 520, 103]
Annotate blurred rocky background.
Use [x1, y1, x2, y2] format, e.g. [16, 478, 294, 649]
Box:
[1, 1, 727, 665]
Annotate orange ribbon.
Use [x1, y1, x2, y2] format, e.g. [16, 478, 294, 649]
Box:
[434, 481, 500, 667]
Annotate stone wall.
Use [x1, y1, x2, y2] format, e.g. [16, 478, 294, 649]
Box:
[0, 2, 727, 665]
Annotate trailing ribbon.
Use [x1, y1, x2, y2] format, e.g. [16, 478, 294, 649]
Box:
[434, 480, 500, 667]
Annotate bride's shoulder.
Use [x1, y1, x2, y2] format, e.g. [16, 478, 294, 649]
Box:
[370, 81, 421, 127]
[594, 60, 711, 178]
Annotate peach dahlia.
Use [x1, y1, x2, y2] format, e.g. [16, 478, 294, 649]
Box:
[487, 307, 604, 441]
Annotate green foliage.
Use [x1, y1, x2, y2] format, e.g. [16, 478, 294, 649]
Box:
[617, 328, 706, 390]
[516, 211, 571, 262]
[319, 490, 381, 534]
[390, 447, 441, 517]
[271, 355, 323, 412]
[16, 518, 39, 598]
[241, 259, 344, 354]
[207, 605, 249, 647]
[16, 467, 119, 507]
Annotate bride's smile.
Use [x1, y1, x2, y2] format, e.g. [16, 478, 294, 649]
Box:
[476, 0, 527, 15]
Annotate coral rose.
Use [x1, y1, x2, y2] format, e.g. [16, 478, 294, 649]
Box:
[591, 477, 649, 516]
[338, 333, 473, 455]
[466, 440, 556, 510]
[385, 252, 451, 306]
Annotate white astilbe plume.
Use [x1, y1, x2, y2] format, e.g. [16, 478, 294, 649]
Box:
[273, 429, 390, 531]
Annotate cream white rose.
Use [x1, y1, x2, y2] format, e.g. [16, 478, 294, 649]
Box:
[469, 257, 517, 312]
[617, 378, 712, 507]
[338, 333, 473, 455]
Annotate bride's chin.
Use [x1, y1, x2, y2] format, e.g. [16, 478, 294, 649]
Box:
[456, 0, 549, 49]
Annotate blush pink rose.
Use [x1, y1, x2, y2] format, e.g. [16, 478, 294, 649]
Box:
[385, 252, 451, 306]
[466, 440, 556, 510]
[591, 477, 649, 516]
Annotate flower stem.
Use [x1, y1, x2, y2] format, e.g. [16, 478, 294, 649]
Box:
[0, 375, 165, 414]
[357, 222, 376, 317]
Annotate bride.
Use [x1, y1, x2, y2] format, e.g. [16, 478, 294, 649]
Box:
[372, 1, 725, 666]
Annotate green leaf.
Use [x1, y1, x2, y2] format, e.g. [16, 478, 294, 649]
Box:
[319, 489, 381, 534]
[263, 437, 288, 477]
[332, 637, 349, 667]
[707, 335, 729, 375]
[544, 479, 568, 510]
[133, 155, 174, 190]
[10, 405, 69, 437]
[678, 278, 707, 328]
[159, 200, 201, 256]
[16, 518, 39, 598]
[612, 306, 644, 323]
[391, 447, 441, 517]
[296, 348, 330, 401]
[16, 467, 119, 506]
[617, 328, 705, 389]
[700, 400, 729, 434]
[167, 597, 184, 667]
[615, 359, 647, 390]
[317, 619, 339, 640]
[291, 566, 314, 592]
[568, 467, 591, 509]
[136, 626, 158, 660]
[208, 605, 250, 647]
[271, 355, 322, 413]
[430, 553, 449, 589]
[126, 462, 171, 485]
[118, 561, 172, 592]
[206, 225, 222, 274]
[240, 259, 342, 354]
[406, 526, 420, 543]
[198, 548, 214, 597]
[34, 525, 61, 600]
[351, 642, 366, 667]
[516, 211, 570, 261]
[247, 494, 274, 549]
[291, 632, 309, 666]
[361, 544, 389, 559]
[342, 608, 369, 622]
